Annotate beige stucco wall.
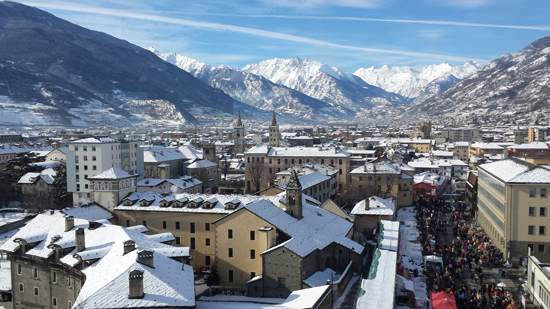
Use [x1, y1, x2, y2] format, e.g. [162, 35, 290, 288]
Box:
[214, 208, 277, 290]
[115, 209, 224, 270]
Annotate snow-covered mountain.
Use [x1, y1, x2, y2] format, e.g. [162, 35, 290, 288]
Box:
[0, 2, 240, 128]
[242, 57, 407, 112]
[353, 61, 481, 99]
[151, 50, 355, 121]
[405, 36, 550, 125]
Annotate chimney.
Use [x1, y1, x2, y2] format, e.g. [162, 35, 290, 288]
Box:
[65, 216, 74, 232]
[137, 250, 155, 268]
[128, 269, 144, 299]
[123, 240, 136, 255]
[75, 228, 86, 252]
[364, 197, 370, 210]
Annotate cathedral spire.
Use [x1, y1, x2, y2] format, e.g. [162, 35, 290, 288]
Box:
[236, 112, 243, 127]
[270, 112, 277, 126]
[269, 112, 280, 147]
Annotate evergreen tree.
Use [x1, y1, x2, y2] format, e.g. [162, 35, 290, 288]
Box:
[205, 264, 221, 286]
[52, 164, 71, 208]
[4, 151, 42, 186]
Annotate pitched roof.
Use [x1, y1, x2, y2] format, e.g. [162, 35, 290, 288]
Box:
[87, 167, 135, 180]
[142, 146, 188, 163]
[17, 168, 56, 185]
[245, 195, 363, 257]
[351, 196, 396, 216]
[116, 192, 280, 215]
[278, 172, 330, 190]
[0, 214, 194, 308]
[187, 159, 217, 168]
[479, 158, 550, 183]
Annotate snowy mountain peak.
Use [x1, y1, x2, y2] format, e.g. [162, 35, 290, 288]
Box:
[354, 61, 480, 98]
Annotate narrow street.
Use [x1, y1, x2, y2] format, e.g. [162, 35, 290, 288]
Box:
[417, 198, 536, 308]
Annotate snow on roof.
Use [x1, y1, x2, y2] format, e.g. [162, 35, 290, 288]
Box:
[351, 196, 395, 216]
[378, 220, 399, 251]
[246, 198, 363, 257]
[356, 248, 397, 309]
[87, 167, 135, 180]
[304, 268, 338, 287]
[71, 137, 117, 144]
[273, 285, 331, 308]
[142, 146, 188, 163]
[0, 143, 53, 155]
[350, 161, 401, 175]
[431, 150, 454, 157]
[17, 168, 56, 185]
[414, 172, 446, 186]
[509, 142, 549, 150]
[177, 145, 203, 160]
[116, 192, 280, 215]
[454, 142, 470, 147]
[137, 177, 202, 189]
[278, 172, 330, 190]
[247, 144, 349, 158]
[63, 204, 114, 221]
[0, 213, 194, 308]
[187, 159, 218, 168]
[480, 159, 550, 183]
[269, 146, 349, 158]
[407, 159, 438, 169]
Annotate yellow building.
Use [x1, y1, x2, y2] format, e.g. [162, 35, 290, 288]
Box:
[214, 172, 364, 297]
[114, 192, 279, 271]
[477, 158, 550, 263]
[245, 145, 350, 194]
[349, 161, 413, 208]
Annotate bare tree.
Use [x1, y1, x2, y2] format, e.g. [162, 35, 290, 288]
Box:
[245, 162, 267, 194]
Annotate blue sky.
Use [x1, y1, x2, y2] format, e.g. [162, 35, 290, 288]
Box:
[16, 0, 550, 71]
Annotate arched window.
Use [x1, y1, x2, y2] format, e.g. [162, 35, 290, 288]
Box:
[108, 182, 112, 190]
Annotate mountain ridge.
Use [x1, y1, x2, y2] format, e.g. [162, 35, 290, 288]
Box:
[0, 1, 239, 127]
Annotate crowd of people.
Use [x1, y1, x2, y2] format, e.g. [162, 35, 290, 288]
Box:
[414, 198, 519, 309]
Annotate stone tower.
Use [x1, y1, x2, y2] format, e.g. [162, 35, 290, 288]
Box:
[234, 112, 245, 155]
[269, 112, 280, 147]
[202, 142, 217, 163]
[285, 170, 303, 219]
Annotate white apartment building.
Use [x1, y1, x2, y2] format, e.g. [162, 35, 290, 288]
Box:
[67, 137, 144, 205]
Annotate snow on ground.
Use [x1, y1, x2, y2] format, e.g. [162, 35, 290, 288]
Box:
[0, 228, 19, 293]
[397, 206, 428, 309]
[0, 212, 28, 227]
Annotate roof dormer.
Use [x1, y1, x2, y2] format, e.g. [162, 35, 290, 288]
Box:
[202, 198, 217, 209]
[123, 198, 138, 206]
[173, 197, 188, 208]
[139, 198, 154, 207]
[224, 199, 241, 210]
[188, 197, 203, 208]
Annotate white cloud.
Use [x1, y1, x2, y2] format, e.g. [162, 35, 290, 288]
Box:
[444, 0, 493, 8]
[258, 0, 383, 9]
[22, 1, 480, 64]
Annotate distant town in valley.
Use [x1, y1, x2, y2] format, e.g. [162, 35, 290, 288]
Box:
[2, 1, 550, 309]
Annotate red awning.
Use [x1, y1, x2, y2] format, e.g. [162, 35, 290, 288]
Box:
[430, 291, 457, 309]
